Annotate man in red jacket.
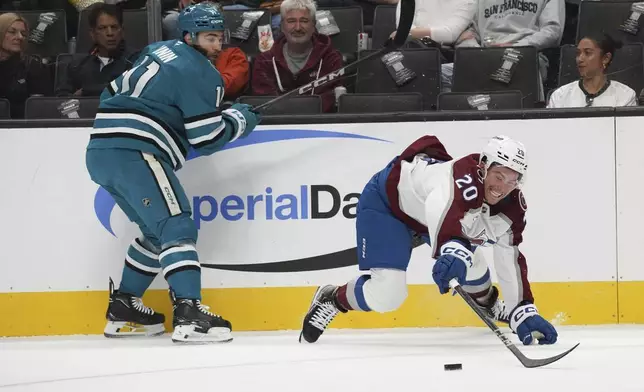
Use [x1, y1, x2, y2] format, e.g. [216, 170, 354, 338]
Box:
[251, 0, 343, 112]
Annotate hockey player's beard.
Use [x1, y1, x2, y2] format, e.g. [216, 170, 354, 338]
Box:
[193, 44, 219, 63]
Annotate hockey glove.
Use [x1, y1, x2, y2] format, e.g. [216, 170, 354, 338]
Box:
[222, 103, 262, 141]
[432, 240, 473, 294]
[510, 303, 558, 345]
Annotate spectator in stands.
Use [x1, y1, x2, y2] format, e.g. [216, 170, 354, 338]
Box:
[0, 12, 51, 118]
[448, 0, 565, 96]
[251, 0, 343, 112]
[547, 33, 636, 108]
[392, 0, 474, 44]
[391, 0, 474, 90]
[56, 3, 138, 97]
[212, 41, 250, 101]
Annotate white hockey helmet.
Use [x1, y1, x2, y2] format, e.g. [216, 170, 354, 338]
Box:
[479, 135, 528, 187]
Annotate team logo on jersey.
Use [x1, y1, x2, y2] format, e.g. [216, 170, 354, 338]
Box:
[469, 229, 494, 247]
[519, 190, 527, 211]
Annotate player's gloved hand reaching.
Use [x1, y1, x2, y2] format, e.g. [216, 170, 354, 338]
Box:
[510, 303, 558, 345]
[223, 103, 262, 139]
[432, 240, 473, 294]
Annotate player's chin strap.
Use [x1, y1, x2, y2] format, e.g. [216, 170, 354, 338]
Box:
[253, 0, 415, 112]
[448, 279, 579, 368]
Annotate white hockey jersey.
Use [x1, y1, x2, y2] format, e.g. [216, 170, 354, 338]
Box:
[384, 136, 532, 310]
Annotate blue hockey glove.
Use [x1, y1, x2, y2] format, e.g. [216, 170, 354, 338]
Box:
[222, 103, 262, 140]
[510, 303, 558, 345]
[432, 240, 473, 294]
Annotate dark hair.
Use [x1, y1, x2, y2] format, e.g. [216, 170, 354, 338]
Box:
[582, 32, 623, 67]
[87, 3, 123, 29]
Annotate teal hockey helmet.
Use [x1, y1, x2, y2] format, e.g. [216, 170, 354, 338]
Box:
[178, 2, 225, 42]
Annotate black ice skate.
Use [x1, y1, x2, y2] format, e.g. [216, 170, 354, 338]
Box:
[104, 278, 166, 338]
[170, 290, 233, 344]
[299, 285, 347, 343]
[475, 286, 510, 324]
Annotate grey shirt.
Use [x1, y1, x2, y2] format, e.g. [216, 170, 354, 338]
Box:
[283, 44, 313, 74]
[460, 0, 564, 50]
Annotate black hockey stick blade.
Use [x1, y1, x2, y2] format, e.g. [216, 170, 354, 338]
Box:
[254, 0, 415, 111]
[514, 342, 580, 368]
[449, 279, 580, 369]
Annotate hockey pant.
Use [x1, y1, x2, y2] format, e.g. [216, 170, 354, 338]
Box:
[344, 161, 492, 313]
[86, 148, 202, 299]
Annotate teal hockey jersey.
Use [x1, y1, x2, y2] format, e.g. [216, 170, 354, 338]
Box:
[88, 39, 247, 170]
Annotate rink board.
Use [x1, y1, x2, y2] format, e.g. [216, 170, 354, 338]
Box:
[0, 115, 642, 336]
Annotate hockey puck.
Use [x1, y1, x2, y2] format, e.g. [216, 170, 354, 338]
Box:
[444, 363, 462, 371]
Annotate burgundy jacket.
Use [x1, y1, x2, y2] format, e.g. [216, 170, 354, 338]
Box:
[251, 33, 343, 112]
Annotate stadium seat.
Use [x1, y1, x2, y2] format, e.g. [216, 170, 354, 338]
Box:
[355, 48, 441, 110]
[576, 1, 644, 45]
[0, 99, 10, 119]
[238, 95, 322, 115]
[371, 5, 396, 50]
[437, 91, 524, 111]
[452, 46, 540, 108]
[76, 8, 151, 53]
[558, 42, 644, 95]
[319, 6, 364, 61]
[24, 96, 99, 119]
[0, 10, 67, 60]
[338, 92, 423, 113]
[53, 53, 78, 93]
[224, 9, 271, 60]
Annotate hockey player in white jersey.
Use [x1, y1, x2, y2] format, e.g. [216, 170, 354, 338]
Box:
[299, 135, 558, 346]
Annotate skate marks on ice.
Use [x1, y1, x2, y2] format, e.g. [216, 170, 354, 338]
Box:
[0, 325, 643, 392]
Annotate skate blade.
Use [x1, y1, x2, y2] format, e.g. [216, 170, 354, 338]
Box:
[104, 321, 165, 338]
[299, 331, 315, 344]
[171, 325, 233, 344]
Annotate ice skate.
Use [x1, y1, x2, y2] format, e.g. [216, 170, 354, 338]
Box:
[475, 286, 510, 324]
[170, 290, 233, 344]
[104, 278, 166, 338]
[300, 285, 347, 343]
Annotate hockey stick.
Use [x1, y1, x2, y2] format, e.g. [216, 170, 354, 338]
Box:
[254, 0, 415, 111]
[448, 278, 579, 368]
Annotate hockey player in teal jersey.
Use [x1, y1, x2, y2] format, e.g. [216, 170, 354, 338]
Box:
[85, 2, 261, 344]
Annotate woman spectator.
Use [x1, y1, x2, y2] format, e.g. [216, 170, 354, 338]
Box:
[548, 33, 637, 108]
[0, 13, 52, 118]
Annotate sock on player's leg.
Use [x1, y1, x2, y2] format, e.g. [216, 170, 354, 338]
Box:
[463, 268, 493, 303]
[119, 237, 162, 297]
[159, 243, 201, 300]
[336, 275, 372, 312]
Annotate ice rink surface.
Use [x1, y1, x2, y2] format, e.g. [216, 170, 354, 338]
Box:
[1, 325, 642, 392]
